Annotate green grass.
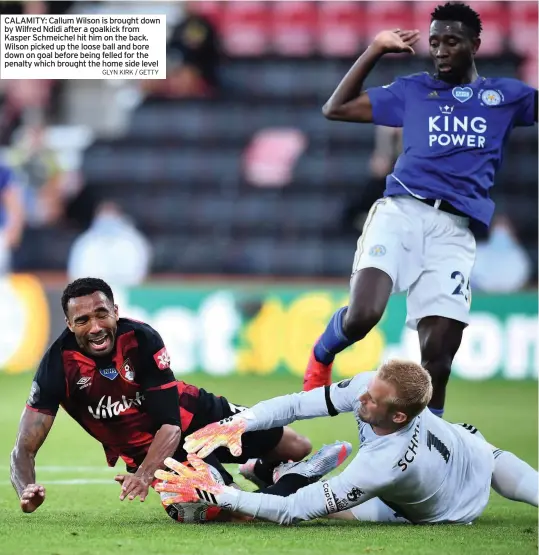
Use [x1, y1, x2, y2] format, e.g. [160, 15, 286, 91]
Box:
[0, 373, 537, 555]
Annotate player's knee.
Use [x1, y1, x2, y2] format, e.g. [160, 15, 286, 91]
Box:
[288, 433, 312, 461]
[343, 305, 383, 341]
[276, 429, 312, 461]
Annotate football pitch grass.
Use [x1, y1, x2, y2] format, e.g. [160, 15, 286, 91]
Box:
[0, 372, 537, 555]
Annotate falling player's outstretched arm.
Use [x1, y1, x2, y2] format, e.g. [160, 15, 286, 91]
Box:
[117, 419, 181, 502]
[322, 29, 420, 123]
[184, 373, 373, 458]
[11, 408, 55, 513]
[11, 345, 64, 513]
[115, 323, 182, 502]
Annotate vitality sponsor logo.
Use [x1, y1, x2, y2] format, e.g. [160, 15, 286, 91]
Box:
[429, 107, 487, 148]
[88, 392, 145, 420]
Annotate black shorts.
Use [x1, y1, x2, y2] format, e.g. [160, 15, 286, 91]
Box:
[172, 388, 284, 485]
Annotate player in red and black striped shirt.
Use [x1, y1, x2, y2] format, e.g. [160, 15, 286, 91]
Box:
[10, 278, 311, 514]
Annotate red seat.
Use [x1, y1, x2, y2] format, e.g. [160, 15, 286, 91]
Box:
[243, 128, 308, 188]
[220, 1, 271, 56]
[508, 1, 538, 58]
[467, 1, 508, 56]
[363, 2, 416, 45]
[523, 57, 538, 88]
[271, 1, 318, 56]
[317, 1, 364, 57]
[187, 1, 224, 29]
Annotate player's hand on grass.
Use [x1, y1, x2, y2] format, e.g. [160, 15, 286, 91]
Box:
[114, 473, 152, 502]
[155, 455, 224, 506]
[184, 416, 247, 458]
[373, 29, 421, 55]
[20, 484, 46, 513]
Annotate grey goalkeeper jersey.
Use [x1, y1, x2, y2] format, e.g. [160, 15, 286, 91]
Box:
[218, 372, 494, 525]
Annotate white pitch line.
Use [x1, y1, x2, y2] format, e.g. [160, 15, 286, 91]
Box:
[0, 479, 116, 485]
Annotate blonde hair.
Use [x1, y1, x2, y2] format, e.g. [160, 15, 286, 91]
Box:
[377, 359, 433, 419]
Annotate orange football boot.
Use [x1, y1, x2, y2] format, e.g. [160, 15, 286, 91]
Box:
[303, 342, 333, 391]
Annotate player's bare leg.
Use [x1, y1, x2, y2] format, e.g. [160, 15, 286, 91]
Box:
[240, 427, 312, 488]
[303, 268, 393, 391]
[418, 316, 465, 417]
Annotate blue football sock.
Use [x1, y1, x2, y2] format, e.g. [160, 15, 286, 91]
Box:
[313, 307, 354, 365]
[429, 407, 444, 418]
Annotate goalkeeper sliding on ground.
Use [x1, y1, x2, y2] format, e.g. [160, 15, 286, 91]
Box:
[155, 360, 538, 525]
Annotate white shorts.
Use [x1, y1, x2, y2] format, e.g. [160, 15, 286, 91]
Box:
[0, 232, 10, 276]
[352, 195, 476, 330]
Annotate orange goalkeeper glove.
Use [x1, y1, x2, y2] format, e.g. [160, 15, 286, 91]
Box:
[155, 455, 225, 506]
[184, 416, 248, 459]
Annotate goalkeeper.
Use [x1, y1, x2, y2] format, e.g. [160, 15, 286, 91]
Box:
[156, 360, 538, 525]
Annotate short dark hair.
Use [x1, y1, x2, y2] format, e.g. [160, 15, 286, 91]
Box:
[61, 277, 115, 316]
[431, 2, 483, 38]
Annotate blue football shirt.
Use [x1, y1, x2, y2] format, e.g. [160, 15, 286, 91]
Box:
[0, 163, 15, 228]
[366, 73, 537, 229]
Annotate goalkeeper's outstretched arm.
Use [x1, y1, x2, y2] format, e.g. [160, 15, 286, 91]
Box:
[216, 449, 386, 525]
[241, 372, 374, 433]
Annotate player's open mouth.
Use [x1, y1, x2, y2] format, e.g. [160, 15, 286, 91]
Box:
[438, 64, 452, 73]
[89, 335, 110, 351]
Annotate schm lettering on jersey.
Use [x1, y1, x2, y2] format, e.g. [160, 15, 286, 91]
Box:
[396, 418, 421, 472]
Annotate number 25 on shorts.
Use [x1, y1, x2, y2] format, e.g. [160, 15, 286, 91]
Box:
[451, 271, 471, 305]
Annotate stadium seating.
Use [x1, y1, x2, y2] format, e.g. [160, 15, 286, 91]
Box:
[15, 2, 537, 283]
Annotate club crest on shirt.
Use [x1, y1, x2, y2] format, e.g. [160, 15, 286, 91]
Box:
[119, 358, 136, 383]
[369, 244, 386, 257]
[479, 89, 503, 106]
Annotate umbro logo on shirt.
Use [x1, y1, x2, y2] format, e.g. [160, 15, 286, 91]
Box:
[77, 376, 92, 390]
[427, 91, 439, 98]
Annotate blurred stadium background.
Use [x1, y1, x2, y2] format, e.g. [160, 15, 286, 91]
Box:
[0, 2, 537, 553]
[0, 0, 536, 382]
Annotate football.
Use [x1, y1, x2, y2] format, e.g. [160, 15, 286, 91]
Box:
[159, 464, 225, 524]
